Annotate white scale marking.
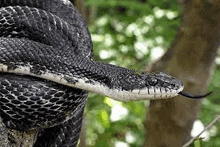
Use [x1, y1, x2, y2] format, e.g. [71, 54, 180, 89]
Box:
[149, 87, 154, 95]
[139, 88, 149, 95]
[131, 89, 140, 94]
[0, 64, 8, 71]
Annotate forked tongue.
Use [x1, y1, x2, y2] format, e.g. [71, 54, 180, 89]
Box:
[178, 91, 212, 99]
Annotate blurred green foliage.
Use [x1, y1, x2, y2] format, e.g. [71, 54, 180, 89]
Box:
[81, 0, 220, 146]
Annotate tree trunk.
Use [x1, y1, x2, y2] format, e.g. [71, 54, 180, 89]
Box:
[144, 0, 220, 147]
[70, 0, 96, 25]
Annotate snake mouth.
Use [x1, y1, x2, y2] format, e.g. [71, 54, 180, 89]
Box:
[178, 91, 212, 99]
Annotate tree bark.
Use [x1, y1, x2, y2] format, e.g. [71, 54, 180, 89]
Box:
[70, 0, 96, 25]
[0, 118, 37, 147]
[144, 0, 220, 147]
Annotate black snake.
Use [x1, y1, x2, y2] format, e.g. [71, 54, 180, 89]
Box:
[0, 0, 211, 146]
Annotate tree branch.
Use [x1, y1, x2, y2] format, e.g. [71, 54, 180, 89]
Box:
[182, 115, 220, 147]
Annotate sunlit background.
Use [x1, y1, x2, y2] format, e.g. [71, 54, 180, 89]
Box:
[79, 0, 220, 146]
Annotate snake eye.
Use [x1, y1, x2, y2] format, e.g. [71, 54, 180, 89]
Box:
[147, 77, 157, 86]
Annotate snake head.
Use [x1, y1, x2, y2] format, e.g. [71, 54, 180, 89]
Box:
[106, 72, 185, 101]
[136, 72, 184, 99]
[123, 72, 211, 100]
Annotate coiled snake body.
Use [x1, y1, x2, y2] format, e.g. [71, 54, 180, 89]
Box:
[0, 0, 210, 146]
